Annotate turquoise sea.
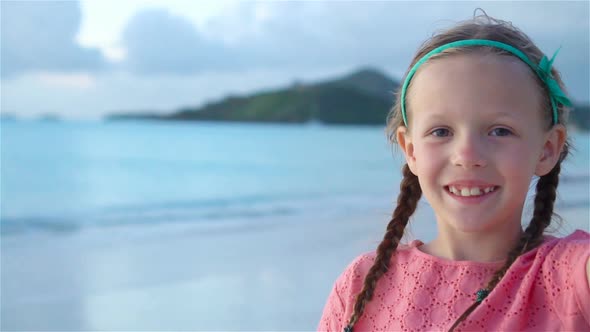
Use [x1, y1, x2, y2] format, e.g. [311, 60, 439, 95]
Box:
[1, 120, 409, 235]
[1, 120, 588, 235]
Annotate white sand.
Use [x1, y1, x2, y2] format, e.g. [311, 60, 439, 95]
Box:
[1, 208, 393, 330]
[1, 202, 587, 331]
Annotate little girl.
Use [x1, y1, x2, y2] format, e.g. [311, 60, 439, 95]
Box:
[318, 13, 589, 332]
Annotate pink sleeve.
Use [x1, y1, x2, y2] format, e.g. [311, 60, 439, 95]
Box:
[548, 230, 590, 329]
[572, 242, 590, 324]
[317, 282, 346, 332]
[317, 253, 374, 332]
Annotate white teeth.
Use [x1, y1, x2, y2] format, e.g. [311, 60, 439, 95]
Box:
[449, 186, 495, 197]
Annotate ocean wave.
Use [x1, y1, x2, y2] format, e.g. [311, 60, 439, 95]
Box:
[0, 192, 382, 236]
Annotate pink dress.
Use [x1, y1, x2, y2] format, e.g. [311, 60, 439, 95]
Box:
[318, 230, 590, 331]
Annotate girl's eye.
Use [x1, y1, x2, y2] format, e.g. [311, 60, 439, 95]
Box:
[431, 128, 451, 137]
[490, 127, 513, 136]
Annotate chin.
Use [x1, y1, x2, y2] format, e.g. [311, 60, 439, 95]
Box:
[445, 217, 499, 233]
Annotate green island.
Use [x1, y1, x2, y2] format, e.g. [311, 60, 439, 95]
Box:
[107, 68, 590, 130]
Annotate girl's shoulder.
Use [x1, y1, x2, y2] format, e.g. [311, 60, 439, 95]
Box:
[516, 229, 589, 290]
[318, 244, 423, 331]
[505, 229, 590, 328]
[541, 228, 589, 246]
[526, 229, 589, 264]
[529, 229, 589, 282]
[536, 230, 590, 276]
[332, 240, 425, 295]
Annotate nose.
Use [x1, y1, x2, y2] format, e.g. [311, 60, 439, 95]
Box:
[450, 134, 488, 168]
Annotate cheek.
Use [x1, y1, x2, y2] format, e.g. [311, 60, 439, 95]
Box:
[414, 145, 445, 177]
[498, 144, 540, 179]
[412, 141, 435, 159]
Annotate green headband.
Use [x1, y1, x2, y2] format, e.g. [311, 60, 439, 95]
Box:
[400, 39, 571, 126]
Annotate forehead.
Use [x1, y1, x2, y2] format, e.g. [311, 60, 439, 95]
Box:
[407, 53, 543, 125]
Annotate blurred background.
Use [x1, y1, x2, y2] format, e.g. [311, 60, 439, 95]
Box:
[1, 1, 589, 330]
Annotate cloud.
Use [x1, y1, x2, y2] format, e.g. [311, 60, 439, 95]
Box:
[119, 2, 447, 75]
[209, 2, 588, 66]
[202, 1, 588, 100]
[204, 2, 422, 70]
[1, 1, 106, 78]
[117, 1, 588, 100]
[121, 8, 238, 75]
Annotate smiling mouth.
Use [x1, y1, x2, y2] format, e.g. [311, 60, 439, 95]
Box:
[444, 185, 499, 197]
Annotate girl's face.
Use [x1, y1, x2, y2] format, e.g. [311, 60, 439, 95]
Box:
[396, 53, 566, 235]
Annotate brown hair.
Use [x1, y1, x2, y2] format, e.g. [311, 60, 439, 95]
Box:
[345, 12, 570, 332]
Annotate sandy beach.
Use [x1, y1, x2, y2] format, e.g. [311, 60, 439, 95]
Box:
[1, 207, 392, 330]
[2, 200, 587, 331]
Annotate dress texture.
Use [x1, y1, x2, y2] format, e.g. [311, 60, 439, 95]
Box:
[318, 229, 590, 331]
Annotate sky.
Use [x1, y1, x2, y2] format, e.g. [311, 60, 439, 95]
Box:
[1, 0, 589, 120]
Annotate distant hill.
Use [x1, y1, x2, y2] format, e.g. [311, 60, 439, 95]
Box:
[108, 68, 399, 125]
[107, 68, 589, 130]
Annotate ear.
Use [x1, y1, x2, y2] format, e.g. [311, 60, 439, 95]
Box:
[396, 126, 418, 175]
[535, 124, 567, 176]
